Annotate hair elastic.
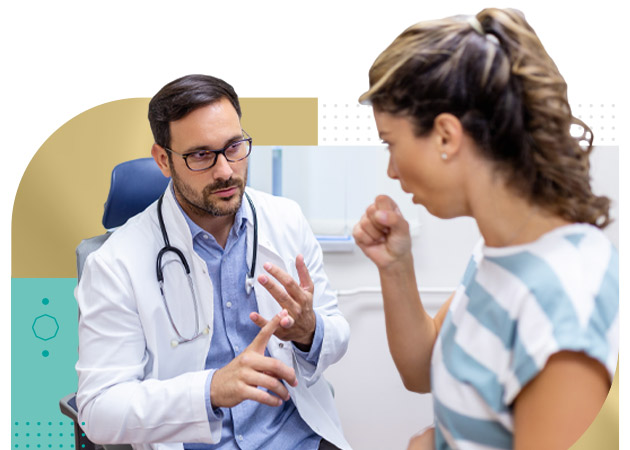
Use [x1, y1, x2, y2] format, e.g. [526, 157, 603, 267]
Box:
[467, 16, 485, 35]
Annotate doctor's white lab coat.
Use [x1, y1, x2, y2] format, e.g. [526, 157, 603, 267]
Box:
[75, 186, 352, 450]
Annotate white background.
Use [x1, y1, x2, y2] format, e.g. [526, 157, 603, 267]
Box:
[2, 0, 626, 447]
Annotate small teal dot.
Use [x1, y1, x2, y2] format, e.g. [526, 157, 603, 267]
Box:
[15, 433, 18, 436]
[81, 422, 85, 426]
[15, 422, 18, 425]
[60, 421, 63, 425]
[48, 422, 52, 425]
[42, 350, 50, 357]
[37, 433, 41, 436]
[26, 422, 30, 425]
[42, 298, 50, 305]
[37, 422, 41, 425]
[48, 432, 52, 436]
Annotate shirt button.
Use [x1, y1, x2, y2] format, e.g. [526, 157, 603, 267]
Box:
[234, 345, 240, 352]
[226, 301, 232, 308]
[203, 234, 209, 240]
[279, 343, 284, 349]
[237, 435, 244, 441]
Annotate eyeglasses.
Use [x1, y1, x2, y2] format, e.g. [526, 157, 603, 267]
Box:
[163, 130, 253, 171]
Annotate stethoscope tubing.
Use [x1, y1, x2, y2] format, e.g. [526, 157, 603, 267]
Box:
[156, 190, 258, 347]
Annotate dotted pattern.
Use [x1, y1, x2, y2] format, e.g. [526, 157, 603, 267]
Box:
[318, 100, 618, 146]
[11, 421, 77, 447]
[318, 101, 379, 145]
[573, 103, 618, 145]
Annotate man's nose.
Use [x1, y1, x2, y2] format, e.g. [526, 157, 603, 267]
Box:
[213, 153, 234, 179]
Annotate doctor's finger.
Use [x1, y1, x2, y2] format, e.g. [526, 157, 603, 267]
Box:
[245, 371, 291, 401]
[252, 354, 298, 387]
[258, 271, 302, 314]
[295, 255, 314, 293]
[249, 311, 284, 353]
[241, 384, 285, 407]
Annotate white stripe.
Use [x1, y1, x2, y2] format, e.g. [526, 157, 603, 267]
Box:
[433, 332, 514, 430]
[527, 234, 593, 328]
[475, 257, 532, 319]
[477, 258, 558, 370]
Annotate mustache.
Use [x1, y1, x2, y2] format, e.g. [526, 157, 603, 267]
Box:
[203, 177, 244, 195]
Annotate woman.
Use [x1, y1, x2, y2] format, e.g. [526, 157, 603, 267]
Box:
[353, 8, 618, 450]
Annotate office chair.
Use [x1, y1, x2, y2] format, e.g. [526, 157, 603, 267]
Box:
[60, 158, 169, 450]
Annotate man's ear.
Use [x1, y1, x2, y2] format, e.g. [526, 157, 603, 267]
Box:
[151, 143, 172, 178]
[433, 113, 464, 159]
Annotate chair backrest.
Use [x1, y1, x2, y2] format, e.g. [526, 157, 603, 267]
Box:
[76, 158, 169, 280]
[102, 157, 170, 229]
[64, 158, 169, 450]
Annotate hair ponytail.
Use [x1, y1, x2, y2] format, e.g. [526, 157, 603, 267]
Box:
[361, 8, 611, 228]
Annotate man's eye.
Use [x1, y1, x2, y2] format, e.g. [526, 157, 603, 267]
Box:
[187, 151, 213, 161]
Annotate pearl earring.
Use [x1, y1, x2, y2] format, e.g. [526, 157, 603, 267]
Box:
[441, 152, 448, 160]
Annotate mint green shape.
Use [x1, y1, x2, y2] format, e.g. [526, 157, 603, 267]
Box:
[32, 314, 60, 341]
[12, 278, 79, 446]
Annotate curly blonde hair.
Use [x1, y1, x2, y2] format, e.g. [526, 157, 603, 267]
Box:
[360, 8, 610, 228]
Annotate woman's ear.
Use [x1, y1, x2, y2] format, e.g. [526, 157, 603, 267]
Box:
[151, 144, 172, 178]
[433, 113, 463, 160]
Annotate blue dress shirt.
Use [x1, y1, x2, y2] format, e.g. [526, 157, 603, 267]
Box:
[177, 195, 324, 450]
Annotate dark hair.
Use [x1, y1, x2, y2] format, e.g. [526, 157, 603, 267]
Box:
[360, 8, 610, 228]
[148, 74, 242, 149]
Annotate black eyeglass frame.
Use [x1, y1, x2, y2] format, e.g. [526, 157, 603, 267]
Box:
[162, 130, 253, 171]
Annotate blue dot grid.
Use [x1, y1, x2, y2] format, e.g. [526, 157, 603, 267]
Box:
[11, 421, 76, 447]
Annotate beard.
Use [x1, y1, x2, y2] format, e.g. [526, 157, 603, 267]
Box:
[170, 163, 247, 218]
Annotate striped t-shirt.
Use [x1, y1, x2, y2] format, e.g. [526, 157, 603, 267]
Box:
[431, 223, 619, 449]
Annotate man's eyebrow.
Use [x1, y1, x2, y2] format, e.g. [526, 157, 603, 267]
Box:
[183, 134, 244, 153]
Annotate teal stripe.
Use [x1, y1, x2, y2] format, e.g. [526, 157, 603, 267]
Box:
[564, 233, 585, 247]
[439, 313, 509, 414]
[434, 396, 512, 449]
[486, 252, 580, 343]
[512, 336, 540, 388]
[460, 255, 477, 287]
[463, 265, 538, 391]
[585, 248, 619, 364]
[465, 277, 514, 348]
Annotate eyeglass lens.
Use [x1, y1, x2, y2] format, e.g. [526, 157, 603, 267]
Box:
[186, 140, 251, 171]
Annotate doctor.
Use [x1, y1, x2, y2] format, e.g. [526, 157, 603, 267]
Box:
[75, 74, 351, 450]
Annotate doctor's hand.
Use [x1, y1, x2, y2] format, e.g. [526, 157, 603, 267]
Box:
[250, 254, 316, 351]
[353, 195, 412, 271]
[210, 310, 298, 409]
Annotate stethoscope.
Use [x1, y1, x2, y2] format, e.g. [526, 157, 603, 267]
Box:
[156, 191, 258, 347]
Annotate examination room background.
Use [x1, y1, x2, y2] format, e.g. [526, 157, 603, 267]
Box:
[5, 0, 624, 449]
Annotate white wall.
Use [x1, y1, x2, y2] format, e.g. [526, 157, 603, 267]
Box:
[251, 145, 619, 449]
